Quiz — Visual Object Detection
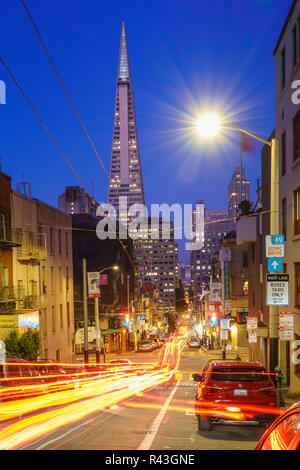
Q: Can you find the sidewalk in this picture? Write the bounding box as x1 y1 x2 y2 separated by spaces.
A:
199 347 249 361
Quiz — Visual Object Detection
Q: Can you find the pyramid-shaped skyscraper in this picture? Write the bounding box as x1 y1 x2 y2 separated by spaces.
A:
108 22 145 213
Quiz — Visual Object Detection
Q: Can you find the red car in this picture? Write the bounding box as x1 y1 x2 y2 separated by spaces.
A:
255 402 300 450
193 360 278 432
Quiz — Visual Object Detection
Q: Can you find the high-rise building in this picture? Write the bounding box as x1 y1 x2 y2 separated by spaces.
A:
58 186 96 216
190 201 236 307
108 22 145 215
107 24 176 315
228 167 250 217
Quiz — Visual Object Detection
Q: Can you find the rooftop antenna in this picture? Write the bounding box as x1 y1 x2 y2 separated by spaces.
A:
16 175 32 198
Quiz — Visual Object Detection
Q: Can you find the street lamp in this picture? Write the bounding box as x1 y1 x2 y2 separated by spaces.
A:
197 113 279 371
95 265 119 363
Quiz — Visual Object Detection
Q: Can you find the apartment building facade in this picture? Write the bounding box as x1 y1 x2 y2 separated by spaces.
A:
11 191 74 362
273 0 300 395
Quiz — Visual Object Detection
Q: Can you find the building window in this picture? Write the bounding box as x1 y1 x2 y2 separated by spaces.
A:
58 230 62 254
0 214 6 240
58 267 62 292
49 227 54 254
295 263 300 308
43 308 47 337
282 197 287 239
292 26 297 66
281 131 286 176
51 266 54 293
65 232 69 256
293 111 300 162
66 267 69 291
60 304 63 329
52 306 56 333
294 188 300 235
281 47 286 90
67 302 70 327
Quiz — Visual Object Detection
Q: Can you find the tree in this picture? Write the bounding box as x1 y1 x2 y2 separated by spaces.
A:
238 200 252 216
3 329 41 361
18 329 41 361
4 330 20 356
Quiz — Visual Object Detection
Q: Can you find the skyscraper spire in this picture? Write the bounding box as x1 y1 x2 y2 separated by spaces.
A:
108 22 145 213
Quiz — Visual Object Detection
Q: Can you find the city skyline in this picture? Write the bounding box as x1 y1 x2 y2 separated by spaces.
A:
0 1 291 222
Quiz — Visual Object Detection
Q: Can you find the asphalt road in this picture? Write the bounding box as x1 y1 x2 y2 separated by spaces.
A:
19 346 268 451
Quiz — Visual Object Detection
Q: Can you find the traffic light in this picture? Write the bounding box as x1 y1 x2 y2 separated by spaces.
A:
124 313 130 326
211 312 217 326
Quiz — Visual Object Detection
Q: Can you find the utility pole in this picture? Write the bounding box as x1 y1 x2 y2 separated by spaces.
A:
221 261 226 360
83 258 89 364
94 297 100 364
269 138 280 373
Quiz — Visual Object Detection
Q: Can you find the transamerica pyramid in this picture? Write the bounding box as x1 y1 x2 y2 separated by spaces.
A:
108 22 145 215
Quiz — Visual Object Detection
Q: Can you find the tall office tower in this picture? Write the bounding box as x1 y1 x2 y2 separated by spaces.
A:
58 186 96 216
190 201 236 307
228 167 250 217
134 217 176 309
108 22 145 218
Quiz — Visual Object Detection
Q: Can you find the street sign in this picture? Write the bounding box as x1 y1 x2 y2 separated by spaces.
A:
268 257 283 273
266 235 285 258
279 312 294 341
248 330 257 344
94 329 101 340
220 329 228 340
266 274 289 306
220 318 230 330
247 317 258 330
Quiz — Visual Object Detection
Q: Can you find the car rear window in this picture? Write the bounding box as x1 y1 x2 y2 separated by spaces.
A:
211 367 270 382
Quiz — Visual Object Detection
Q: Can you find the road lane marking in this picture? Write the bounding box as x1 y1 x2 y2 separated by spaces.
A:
137 381 180 450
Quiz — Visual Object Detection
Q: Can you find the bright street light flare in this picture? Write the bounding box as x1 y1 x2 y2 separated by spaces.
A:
196 112 221 138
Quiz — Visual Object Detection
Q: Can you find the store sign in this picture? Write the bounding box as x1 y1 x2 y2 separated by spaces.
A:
219 247 231 262
279 312 294 341
224 261 230 300
266 274 289 306
0 315 18 329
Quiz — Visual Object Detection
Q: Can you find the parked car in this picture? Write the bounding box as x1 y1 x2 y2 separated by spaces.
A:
255 402 300 450
188 338 200 348
34 359 67 384
0 356 45 402
193 360 278 432
137 341 155 352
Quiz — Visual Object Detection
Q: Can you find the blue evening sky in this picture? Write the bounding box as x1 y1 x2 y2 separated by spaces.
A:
0 0 292 261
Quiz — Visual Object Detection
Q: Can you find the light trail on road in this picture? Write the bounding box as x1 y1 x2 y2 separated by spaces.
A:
0 339 184 450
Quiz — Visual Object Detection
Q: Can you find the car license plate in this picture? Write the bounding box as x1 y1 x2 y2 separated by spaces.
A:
234 389 248 396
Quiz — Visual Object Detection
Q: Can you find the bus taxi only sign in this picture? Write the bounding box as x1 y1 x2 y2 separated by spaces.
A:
266 274 289 306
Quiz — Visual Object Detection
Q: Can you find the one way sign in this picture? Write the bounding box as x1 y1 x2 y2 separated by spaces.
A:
268 257 283 273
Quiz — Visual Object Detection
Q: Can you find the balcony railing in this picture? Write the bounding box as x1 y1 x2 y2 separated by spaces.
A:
0 287 46 311
0 286 25 302
0 229 22 248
